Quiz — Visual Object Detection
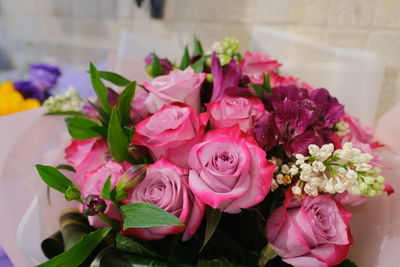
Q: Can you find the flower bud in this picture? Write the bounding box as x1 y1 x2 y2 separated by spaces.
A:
84 194 107 216
117 165 147 191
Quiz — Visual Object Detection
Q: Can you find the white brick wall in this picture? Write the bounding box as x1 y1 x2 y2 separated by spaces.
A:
0 0 399 118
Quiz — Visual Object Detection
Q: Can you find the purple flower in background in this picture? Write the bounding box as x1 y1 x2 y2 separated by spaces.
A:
13 81 42 100
255 85 344 155
144 53 173 75
0 246 13 267
29 64 61 90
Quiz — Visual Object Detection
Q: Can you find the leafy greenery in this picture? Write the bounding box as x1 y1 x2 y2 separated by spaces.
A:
192 56 206 73
334 259 358 267
201 207 222 251
120 202 184 229
98 71 131 87
151 53 164 77
117 81 136 126
36 165 73 194
193 36 204 57
89 63 111 113
37 227 111 267
65 116 101 140
180 45 190 70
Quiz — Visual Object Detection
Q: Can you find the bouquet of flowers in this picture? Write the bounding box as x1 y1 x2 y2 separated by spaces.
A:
35 37 393 267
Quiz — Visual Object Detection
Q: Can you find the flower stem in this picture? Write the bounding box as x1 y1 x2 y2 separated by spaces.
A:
97 213 120 230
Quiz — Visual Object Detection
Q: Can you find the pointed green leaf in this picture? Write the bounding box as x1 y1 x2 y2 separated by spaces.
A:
37 227 112 267
192 56 206 73
201 207 222 251
99 71 131 87
65 116 101 140
90 63 110 113
180 45 190 70
262 73 272 94
101 176 113 200
36 165 72 194
56 164 76 172
121 202 184 229
45 111 83 116
248 83 265 99
107 107 133 163
65 184 81 201
151 53 163 77
118 81 136 126
193 36 204 57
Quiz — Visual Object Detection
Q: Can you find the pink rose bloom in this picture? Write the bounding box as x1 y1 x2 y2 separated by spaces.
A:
335 191 367 207
80 161 128 227
241 51 281 84
206 95 266 134
143 66 206 113
188 126 275 213
123 158 205 241
133 103 208 169
269 72 298 87
131 90 150 124
65 138 108 187
266 192 352 267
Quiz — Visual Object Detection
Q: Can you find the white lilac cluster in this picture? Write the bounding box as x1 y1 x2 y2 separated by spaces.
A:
44 86 83 112
210 37 240 65
335 120 350 136
274 143 385 198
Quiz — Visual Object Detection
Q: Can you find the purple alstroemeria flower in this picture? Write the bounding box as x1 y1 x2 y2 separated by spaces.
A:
14 80 42 100
256 85 344 155
144 53 173 75
210 52 242 102
0 246 13 267
29 63 61 91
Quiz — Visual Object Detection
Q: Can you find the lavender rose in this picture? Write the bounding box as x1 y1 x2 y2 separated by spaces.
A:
123 158 205 241
266 192 352 267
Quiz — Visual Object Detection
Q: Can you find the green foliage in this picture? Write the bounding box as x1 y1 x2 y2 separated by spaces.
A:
98 71 131 87
65 116 101 140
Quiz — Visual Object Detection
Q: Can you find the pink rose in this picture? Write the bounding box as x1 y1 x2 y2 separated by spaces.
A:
65 138 108 187
143 67 206 113
269 72 298 87
131 90 150 124
266 192 352 267
133 103 208 169
80 161 129 227
188 126 275 213
206 95 266 134
335 191 367 207
123 158 205 241
241 51 281 84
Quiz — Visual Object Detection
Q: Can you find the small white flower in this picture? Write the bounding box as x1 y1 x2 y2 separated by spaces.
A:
289 165 299 176
300 163 312 174
299 173 310 182
276 174 284 184
346 170 357 181
308 144 320 156
281 164 290 174
312 161 326 172
295 154 308 165
292 185 302 196
271 179 279 191
356 163 372 172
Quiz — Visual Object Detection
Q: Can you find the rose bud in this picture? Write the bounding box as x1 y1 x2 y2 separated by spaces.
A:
84 194 107 216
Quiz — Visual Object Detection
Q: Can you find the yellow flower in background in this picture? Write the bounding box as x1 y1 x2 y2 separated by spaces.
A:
0 81 41 116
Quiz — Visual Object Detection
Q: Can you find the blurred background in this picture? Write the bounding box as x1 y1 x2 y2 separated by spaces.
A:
0 0 399 118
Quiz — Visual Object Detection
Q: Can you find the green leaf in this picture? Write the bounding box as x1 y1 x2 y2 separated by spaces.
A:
121 202 184 229
262 73 272 94
201 207 222 251
45 111 83 116
89 100 110 125
65 116 101 140
56 164 76 172
99 71 131 87
116 234 162 259
197 259 245 267
37 227 112 267
180 45 190 70
107 107 133 163
65 184 81 201
258 244 277 267
118 81 136 126
248 83 265 99
90 63 111 113
193 36 204 57
36 165 73 194
101 176 113 200
192 56 206 73
151 54 163 77
334 259 358 267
